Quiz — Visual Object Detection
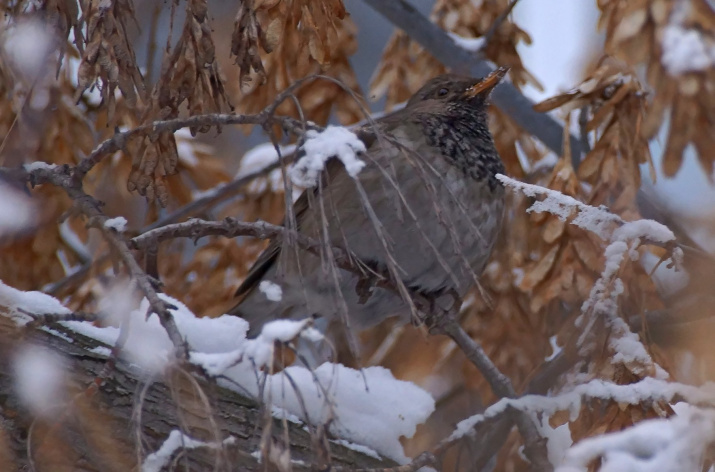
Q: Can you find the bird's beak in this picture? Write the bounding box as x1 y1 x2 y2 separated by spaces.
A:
464 67 509 98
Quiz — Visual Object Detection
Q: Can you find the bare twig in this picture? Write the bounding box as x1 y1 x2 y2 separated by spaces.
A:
22 164 189 359
43 157 290 295
132 217 298 250
144 2 162 88
73 113 311 180
438 319 551 470
131 217 435 320
20 309 99 328
579 106 591 154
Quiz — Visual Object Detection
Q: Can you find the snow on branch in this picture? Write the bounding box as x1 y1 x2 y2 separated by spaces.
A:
0 280 72 323
496 173 681 251
387 375 715 471
557 407 715 472
497 174 625 240
142 430 237 472
289 126 366 187
451 376 715 442
0 282 434 464
446 377 715 469
497 173 679 374
189 315 434 464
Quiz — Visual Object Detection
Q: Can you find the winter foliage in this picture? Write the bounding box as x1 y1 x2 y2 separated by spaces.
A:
0 0 714 470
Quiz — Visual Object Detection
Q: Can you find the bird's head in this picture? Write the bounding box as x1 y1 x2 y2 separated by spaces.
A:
406 67 509 112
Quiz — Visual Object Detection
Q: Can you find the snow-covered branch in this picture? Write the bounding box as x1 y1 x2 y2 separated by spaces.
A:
498 173 681 375
1 281 432 465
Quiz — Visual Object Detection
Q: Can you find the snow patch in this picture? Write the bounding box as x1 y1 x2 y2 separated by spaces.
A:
104 216 127 232
661 2 715 76
2 18 55 78
258 280 282 302
237 142 295 177
545 335 562 362
448 32 486 52
142 430 236 472
236 142 296 195
0 182 36 236
0 280 71 324
174 128 213 167
0 281 434 463
332 439 381 460
290 126 366 187
557 408 715 471
23 161 56 172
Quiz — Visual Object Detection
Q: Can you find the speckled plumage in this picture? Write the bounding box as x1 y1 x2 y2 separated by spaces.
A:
229 70 508 337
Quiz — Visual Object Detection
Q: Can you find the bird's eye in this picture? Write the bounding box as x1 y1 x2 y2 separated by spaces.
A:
437 88 449 97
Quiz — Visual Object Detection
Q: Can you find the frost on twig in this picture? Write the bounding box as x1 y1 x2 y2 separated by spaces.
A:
497 173 680 376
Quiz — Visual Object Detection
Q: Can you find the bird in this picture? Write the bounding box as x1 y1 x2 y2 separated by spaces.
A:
228 68 508 344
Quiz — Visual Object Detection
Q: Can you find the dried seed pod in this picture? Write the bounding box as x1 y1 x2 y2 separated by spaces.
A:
232 0 363 126
599 0 715 177
74 0 146 121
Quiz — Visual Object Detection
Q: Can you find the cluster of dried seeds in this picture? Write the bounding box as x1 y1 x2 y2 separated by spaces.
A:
75 0 147 120
233 0 364 125
127 0 232 207
599 0 715 176
535 57 654 196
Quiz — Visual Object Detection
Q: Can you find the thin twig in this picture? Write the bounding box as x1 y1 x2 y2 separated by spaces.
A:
438 319 551 470
73 113 307 180
22 164 189 359
579 105 591 154
20 309 99 328
43 157 290 295
130 217 434 319
144 2 162 88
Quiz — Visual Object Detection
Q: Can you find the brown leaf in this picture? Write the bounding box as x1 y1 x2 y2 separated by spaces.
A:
520 244 559 291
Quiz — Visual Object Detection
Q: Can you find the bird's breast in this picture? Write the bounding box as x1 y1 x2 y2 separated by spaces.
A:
344 143 505 296
414 115 505 191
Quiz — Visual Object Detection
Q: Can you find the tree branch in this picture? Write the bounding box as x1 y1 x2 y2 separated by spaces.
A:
482 0 521 47
438 320 550 471
0 319 391 470
23 165 189 359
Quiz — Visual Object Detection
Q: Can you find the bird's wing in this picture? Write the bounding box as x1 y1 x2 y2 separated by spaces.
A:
233 155 356 299
233 116 402 301
233 242 280 298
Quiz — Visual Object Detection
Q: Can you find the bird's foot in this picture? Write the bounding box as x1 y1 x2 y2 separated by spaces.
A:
423 288 463 335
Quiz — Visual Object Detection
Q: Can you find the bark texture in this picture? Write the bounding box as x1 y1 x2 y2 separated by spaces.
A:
0 317 392 471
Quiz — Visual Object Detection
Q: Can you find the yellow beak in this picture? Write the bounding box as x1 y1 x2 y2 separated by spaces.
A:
464 67 510 98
